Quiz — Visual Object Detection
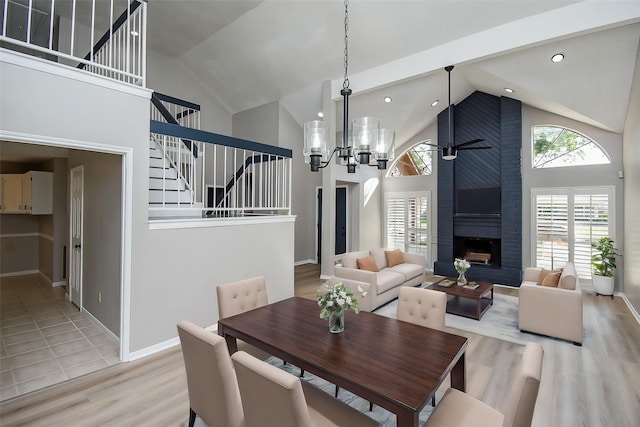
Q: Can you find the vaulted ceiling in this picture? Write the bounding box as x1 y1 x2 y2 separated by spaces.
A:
143 1 640 149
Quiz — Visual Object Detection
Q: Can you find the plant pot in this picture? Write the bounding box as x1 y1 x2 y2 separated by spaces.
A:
593 275 614 297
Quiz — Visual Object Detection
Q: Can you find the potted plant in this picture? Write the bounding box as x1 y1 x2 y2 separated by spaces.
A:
591 236 621 298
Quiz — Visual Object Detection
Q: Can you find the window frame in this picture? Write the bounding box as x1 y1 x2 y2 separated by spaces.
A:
531 124 611 169
384 191 431 266
386 141 434 177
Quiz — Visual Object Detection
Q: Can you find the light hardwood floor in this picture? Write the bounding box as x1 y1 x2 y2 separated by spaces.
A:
1 264 639 426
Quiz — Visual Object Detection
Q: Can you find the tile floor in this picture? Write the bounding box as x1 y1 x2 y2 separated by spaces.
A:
0 274 120 401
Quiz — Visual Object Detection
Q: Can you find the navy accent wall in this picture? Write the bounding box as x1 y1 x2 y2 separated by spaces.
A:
434 91 522 286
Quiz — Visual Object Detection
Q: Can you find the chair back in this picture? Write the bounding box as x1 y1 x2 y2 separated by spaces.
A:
217 276 268 319
502 342 544 427
231 351 313 427
177 321 244 427
397 286 446 329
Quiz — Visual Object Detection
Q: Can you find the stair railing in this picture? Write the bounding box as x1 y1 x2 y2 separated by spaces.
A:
1 0 146 86
150 121 292 218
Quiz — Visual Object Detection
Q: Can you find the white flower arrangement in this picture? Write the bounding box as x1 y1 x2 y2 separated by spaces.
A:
454 258 471 273
317 282 367 319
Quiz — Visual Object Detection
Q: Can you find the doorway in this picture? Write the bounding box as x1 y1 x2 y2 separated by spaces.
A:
316 186 348 263
69 165 84 309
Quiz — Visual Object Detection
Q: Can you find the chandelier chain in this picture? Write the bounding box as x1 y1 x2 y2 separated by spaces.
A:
343 0 349 89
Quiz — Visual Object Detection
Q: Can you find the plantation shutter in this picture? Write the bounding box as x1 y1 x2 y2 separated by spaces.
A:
535 194 569 270
573 193 609 279
385 192 430 263
533 187 613 280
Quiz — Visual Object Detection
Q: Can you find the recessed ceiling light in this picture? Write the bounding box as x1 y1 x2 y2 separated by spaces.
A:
504 88 514 93
551 53 565 63
431 100 439 107
384 96 392 103
317 112 324 118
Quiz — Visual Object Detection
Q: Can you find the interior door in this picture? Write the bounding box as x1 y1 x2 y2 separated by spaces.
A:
69 166 84 309
335 187 347 255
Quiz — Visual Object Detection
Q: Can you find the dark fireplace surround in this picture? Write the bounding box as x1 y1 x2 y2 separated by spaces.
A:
433 91 522 286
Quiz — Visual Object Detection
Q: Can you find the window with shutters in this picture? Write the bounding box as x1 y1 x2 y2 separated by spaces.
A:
532 187 613 279
387 142 433 176
385 192 430 265
532 125 610 168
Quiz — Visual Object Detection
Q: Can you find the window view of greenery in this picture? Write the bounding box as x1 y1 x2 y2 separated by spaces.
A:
389 142 433 176
532 126 610 168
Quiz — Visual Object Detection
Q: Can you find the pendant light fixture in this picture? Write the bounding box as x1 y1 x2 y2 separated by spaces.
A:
303 0 395 173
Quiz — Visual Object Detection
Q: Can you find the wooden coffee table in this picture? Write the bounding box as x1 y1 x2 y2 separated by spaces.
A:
427 278 494 320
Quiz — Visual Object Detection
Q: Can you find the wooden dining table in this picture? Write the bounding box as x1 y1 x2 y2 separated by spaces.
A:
217 297 468 427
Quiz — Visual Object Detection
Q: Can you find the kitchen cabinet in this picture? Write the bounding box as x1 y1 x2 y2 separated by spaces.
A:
1 174 24 213
0 171 52 214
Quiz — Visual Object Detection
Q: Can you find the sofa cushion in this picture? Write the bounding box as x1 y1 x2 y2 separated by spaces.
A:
370 248 388 270
541 271 561 287
376 270 406 294
356 256 379 272
385 249 404 267
341 251 370 269
388 263 423 282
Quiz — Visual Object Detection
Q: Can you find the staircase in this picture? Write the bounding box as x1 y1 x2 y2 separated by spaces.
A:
148 133 202 218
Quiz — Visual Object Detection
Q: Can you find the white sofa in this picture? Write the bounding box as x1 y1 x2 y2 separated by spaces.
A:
518 262 583 345
332 248 426 311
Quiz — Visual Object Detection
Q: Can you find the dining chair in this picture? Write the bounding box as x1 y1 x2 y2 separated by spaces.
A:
424 342 544 427
177 320 245 427
397 286 447 407
217 276 304 376
231 350 381 427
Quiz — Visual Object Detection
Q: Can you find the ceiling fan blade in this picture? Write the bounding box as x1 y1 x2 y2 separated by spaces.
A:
458 145 492 150
454 138 485 149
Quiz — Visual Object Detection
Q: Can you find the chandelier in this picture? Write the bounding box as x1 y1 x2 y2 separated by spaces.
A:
303 0 395 173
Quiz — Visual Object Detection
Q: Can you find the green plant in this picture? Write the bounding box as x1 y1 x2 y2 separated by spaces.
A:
591 237 621 277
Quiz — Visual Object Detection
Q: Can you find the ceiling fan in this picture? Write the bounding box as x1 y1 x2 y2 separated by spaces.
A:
427 65 491 160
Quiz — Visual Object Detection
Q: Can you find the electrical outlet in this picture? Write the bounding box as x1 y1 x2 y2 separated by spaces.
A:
98 292 102 303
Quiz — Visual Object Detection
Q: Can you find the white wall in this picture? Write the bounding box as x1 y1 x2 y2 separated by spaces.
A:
521 105 625 289
623 45 640 312
147 49 232 136
1 52 294 354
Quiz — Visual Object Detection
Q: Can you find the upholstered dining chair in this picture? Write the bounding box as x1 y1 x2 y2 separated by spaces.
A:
424 342 544 427
177 320 244 427
231 351 381 427
217 276 304 376
397 286 447 407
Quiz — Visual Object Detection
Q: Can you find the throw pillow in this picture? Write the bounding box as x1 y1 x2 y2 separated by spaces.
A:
385 249 404 267
356 256 379 272
537 268 562 285
541 271 562 287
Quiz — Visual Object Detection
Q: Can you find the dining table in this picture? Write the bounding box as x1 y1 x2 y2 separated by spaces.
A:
217 297 468 427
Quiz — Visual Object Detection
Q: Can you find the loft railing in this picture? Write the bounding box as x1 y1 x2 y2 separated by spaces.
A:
1 0 146 86
150 121 292 218
151 92 200 157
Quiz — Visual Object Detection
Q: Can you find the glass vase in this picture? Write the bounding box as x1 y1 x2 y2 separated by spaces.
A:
328 308 345 333
457 271 467 286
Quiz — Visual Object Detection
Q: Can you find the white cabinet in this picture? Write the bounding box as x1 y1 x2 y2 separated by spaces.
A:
23 171 53 214
0 171 52 214
1 174 24 213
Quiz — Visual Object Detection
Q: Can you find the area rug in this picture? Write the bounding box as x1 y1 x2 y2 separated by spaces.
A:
374 290 549 346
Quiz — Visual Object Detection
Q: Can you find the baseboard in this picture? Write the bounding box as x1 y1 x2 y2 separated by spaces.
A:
38 271 53 286
619 292 640 326
320 274 332 280
83 309 120 346
0 269 39 278
294 259 316 266
128 323 218 361
52 280 66 287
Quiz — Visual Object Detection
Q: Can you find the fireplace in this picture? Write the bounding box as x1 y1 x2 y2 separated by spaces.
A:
454 237 501 267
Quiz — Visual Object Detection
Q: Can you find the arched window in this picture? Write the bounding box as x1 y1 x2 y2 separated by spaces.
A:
532 125 610 168
388 141 433 177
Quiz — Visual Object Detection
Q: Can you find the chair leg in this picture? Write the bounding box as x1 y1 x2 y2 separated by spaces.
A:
300 368 305 378
335 385 339 397
432 395 436 407
188 408 196 427
369 401 373 412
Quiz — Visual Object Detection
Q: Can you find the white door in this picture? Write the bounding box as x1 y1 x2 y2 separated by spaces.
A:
69 166 84 309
